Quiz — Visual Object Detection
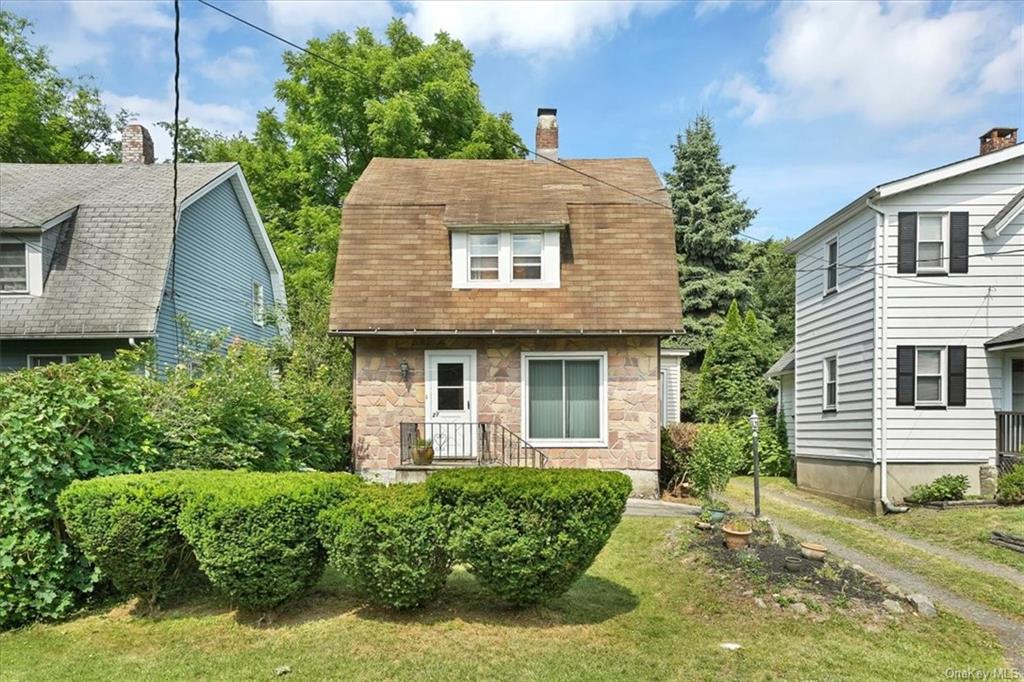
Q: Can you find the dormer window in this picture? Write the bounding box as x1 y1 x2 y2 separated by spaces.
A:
0 242 28 293
469 234 500 281
452 230 560 289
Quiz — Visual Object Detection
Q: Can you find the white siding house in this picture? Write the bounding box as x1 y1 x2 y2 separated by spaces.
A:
781 128 1024 512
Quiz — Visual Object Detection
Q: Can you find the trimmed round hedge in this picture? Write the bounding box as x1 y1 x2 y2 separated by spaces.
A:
57 470 230 605
177 472 362 611
426 468 632 606
319 484 451 610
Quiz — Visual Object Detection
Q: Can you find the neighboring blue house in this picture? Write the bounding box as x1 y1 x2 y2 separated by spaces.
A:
0 124 287 371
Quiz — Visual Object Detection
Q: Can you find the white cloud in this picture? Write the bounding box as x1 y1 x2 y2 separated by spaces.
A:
264 0 394 39
693 0 764 19
979 24 1024 95
711 1 1023 127
103 83 253 161
69 0 174 34
199 47 262 85
405 1 673 56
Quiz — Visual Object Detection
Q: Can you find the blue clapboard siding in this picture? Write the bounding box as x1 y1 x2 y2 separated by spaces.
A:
0 338 133 371
154 180 277 369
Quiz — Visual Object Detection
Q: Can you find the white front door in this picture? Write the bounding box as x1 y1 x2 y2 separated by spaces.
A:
425 350 476 459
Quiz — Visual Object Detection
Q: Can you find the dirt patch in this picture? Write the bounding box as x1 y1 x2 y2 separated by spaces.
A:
692 521 888 608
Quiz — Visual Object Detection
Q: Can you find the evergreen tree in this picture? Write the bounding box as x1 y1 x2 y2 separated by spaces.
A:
742 238 795 350
695 300 771 422
664 114 757 418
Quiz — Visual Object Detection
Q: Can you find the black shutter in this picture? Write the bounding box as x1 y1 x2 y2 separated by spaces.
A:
897 212 917 273
948 346 967 406
896 346 915 406
949 212 969 273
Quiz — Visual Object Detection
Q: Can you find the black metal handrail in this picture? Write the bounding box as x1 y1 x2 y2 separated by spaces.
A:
399 421 546 468
996 411 1024 474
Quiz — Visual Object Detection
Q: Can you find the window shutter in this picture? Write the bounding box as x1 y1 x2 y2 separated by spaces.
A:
949 212 969 273
896 346 915 406
948 345 967 406
897 213 917 273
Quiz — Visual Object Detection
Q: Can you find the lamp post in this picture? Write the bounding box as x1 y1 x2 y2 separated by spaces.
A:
750 410 761 518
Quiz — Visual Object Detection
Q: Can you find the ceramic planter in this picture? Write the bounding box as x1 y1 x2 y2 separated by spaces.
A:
411 444 434 466
707 508 727 524
722 525 752 550
785 556 803 572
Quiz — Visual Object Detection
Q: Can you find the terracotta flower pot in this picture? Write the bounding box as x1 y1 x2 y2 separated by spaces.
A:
722 525 753 550
799 542 827 561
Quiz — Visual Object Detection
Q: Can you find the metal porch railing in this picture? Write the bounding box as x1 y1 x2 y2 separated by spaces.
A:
399 422 546 469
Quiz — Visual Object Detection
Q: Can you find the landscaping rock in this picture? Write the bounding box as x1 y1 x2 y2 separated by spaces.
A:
908 594 936 618
790 602 808 615
275 666 291 676
742 589 753 597
885 583 904 599
754 597 767 609
882 599 904 615
719 643 742 651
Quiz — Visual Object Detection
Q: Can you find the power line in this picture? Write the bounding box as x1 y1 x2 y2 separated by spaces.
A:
170 0 182 352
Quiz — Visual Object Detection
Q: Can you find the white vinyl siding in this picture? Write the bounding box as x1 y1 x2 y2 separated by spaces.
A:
876 157 1024 463
794 208 876 461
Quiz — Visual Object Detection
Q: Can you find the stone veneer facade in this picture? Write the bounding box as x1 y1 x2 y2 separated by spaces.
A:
352 335 661 495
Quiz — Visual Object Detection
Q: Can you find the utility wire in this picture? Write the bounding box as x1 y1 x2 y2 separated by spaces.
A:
197 0 1022 293
170 0 182 351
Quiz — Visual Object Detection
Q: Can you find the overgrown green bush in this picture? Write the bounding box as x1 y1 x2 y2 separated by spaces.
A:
0 356 159 628
57 471 229 606
178 472 361 611
688 423 743 503
996 463 1024 505
660 422 699 492
319 485 450 609
906 474 969 504
731 418 791 478
427 469 631 606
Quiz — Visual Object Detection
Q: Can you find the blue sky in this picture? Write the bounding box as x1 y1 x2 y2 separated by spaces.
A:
8 0 1024 239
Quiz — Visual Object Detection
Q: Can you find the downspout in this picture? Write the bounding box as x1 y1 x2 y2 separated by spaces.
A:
867 197 908 514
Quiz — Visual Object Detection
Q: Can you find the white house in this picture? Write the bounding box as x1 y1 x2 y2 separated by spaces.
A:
775 128 1024 513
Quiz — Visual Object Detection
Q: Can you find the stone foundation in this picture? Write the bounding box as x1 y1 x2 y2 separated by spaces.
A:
352 335 661 496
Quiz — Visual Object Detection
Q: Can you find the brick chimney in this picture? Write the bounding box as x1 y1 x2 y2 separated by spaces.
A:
979 127 1017 155
121 123 155 164
535 107 558 162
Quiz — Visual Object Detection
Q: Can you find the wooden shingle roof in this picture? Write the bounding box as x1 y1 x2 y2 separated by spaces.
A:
330 157 683 335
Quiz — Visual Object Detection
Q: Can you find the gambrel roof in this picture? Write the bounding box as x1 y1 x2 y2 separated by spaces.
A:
330 157 682 335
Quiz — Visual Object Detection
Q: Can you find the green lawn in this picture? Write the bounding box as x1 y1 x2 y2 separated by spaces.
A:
0 518 1007 681
726 479 1024 621
741 477 1024 572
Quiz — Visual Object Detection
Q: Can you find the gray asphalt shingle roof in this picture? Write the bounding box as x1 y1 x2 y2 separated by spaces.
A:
766 346 795 376
1 162 237 338
986 323 1024 349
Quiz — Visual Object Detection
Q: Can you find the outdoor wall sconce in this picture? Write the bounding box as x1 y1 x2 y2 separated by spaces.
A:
399 360 410 381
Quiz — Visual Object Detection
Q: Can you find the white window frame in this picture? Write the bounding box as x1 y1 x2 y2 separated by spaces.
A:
521 350 608 448
915 346 945 407
822 355 838 411
251 280 265 326
916 213 948 274
27 353 98 368
823 237 838 295
0 241 30 294
452 230 560 289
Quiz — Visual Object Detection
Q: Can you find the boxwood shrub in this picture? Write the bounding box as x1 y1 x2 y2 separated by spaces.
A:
426 468 632 606
319 484 451 609
57 471 228 605
178 472 362 611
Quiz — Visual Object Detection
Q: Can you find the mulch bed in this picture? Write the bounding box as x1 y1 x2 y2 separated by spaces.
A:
693 522 886 605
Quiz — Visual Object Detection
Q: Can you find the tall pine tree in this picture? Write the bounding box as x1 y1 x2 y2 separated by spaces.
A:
664 114 757 418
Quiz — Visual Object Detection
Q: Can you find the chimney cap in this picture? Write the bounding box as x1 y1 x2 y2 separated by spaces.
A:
537 107 557 117
979 127 1018 140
